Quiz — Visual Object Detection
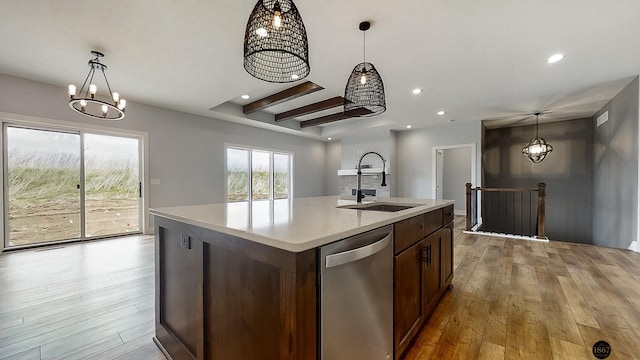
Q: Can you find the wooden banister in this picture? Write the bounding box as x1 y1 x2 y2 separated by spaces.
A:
465 182 547 238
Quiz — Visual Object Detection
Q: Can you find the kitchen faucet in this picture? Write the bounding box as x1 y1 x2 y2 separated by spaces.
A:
356 151 387 203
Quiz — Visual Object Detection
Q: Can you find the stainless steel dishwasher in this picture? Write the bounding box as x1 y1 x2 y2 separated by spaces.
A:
320 225 393 360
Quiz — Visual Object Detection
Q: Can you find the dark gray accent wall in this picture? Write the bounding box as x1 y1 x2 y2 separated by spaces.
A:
484 118 594 244
592 77 639 249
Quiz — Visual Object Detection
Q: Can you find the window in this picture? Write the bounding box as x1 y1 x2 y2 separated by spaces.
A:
226 146 292 202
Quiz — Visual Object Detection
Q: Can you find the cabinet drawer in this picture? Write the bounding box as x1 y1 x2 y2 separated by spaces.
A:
394 215 424 254
424 209 443 237
443 205 454 226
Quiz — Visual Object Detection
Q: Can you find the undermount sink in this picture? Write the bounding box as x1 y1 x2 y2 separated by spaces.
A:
337 203 421 212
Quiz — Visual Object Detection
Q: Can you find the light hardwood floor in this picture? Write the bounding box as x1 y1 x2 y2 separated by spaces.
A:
0 236 165 360
1 218 639 359
404 216 640 360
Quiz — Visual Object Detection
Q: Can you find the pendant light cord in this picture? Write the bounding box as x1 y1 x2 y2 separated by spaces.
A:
535 114 540 138
362 30 366 64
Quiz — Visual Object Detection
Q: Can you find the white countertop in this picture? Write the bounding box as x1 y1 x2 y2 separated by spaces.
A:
150 196 454 252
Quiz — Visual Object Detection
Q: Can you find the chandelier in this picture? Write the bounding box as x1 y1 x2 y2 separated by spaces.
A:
67 51 126 120
344 21 386 117
243 0 310 83
522 112 553 163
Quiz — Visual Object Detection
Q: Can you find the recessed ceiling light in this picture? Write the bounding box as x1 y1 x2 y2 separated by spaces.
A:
406 125 412 129
437 110 446 116
327 137 332 140
547 53 565 64
412 88 422 95
241 94 250 100
291 74 300 80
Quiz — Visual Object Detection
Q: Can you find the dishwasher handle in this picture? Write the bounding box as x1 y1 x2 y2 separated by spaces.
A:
325 233 392 268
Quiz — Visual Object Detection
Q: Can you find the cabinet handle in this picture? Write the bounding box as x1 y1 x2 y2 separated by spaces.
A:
422 247 428 263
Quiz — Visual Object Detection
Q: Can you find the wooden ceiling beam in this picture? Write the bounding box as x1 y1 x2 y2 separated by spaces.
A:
275 96 344 122
299 108 373 128
242 81 323 114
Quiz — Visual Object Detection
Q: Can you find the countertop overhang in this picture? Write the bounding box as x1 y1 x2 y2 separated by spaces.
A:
150 195 454 252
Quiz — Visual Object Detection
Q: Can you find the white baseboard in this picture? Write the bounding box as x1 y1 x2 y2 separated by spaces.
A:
454 210 465 216
629 241 640 253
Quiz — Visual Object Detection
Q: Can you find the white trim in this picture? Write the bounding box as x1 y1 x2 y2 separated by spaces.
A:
431 143 478 219
462 230 550 243
637 87 640 253
431 143 477 198
454 209 466 216
0 112 151 240
224 142 294 202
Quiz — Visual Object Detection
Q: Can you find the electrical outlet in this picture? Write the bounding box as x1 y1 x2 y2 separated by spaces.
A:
180 234 191 249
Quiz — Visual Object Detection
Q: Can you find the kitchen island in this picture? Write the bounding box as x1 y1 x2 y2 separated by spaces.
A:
150 196 454 360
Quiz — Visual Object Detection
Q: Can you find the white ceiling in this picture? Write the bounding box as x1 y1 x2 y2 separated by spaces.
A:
1 0 639 140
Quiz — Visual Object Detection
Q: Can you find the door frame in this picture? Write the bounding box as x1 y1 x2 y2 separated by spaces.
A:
0 112 150 253
431 143 477 215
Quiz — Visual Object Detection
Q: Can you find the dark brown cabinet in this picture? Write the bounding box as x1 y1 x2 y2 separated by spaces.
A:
393 206 454 360
423 230 441 315
154 204 454 360
394 238 427 357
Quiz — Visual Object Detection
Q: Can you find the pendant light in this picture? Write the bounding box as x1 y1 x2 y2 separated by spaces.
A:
344 21 386 117
67 51 126 120
243 0 310 83
522 112 553 163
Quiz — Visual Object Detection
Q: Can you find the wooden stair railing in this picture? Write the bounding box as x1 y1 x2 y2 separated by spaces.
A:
465 183 546 238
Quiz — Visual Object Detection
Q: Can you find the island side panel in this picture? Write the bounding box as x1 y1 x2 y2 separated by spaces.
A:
154 217 316 360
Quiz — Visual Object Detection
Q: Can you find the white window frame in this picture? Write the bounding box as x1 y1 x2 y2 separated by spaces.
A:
0 112 150 254
224 144 294 202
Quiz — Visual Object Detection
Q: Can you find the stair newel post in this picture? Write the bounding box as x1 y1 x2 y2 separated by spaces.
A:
537 182 546 238
465 183 472 231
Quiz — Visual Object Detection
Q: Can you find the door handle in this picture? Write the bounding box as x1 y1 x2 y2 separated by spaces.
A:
325 233 391 268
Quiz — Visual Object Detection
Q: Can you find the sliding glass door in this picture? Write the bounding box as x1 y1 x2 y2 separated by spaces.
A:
5 127 81 246
84 133 140 237
3 125 142 248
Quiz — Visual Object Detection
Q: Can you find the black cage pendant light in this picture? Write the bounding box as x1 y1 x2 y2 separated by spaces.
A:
344 21 386 117
522 112 553 163
243 0 310 83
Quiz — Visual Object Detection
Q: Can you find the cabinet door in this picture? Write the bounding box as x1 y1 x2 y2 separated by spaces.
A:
423 231 441 314
393 238 426 359
442 224 454 288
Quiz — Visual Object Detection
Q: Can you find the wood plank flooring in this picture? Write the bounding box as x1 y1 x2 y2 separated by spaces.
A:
0 236 165 360
404 216 640 360
1 217 639 359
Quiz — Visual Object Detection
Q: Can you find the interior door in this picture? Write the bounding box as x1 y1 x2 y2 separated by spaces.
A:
4 126 81 247
436 150 443 199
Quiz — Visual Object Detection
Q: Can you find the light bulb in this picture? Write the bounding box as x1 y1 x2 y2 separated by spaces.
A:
68 84 76 97
274 12 281 28
118 99 127 110
529 144 542 154
256 28 268 37
101 104 108 115
80 99 87 110
112 92 120 102
89 84 97 95
360 73 367 85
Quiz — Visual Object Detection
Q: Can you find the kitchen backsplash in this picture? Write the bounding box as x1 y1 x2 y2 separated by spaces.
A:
339 174 391 198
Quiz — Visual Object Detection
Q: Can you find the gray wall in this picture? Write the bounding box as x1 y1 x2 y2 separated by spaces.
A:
484 118 594 244
442 147 471 214
0 73 328 236
325 140 341 195
593 77 639 249
396 120 482 199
